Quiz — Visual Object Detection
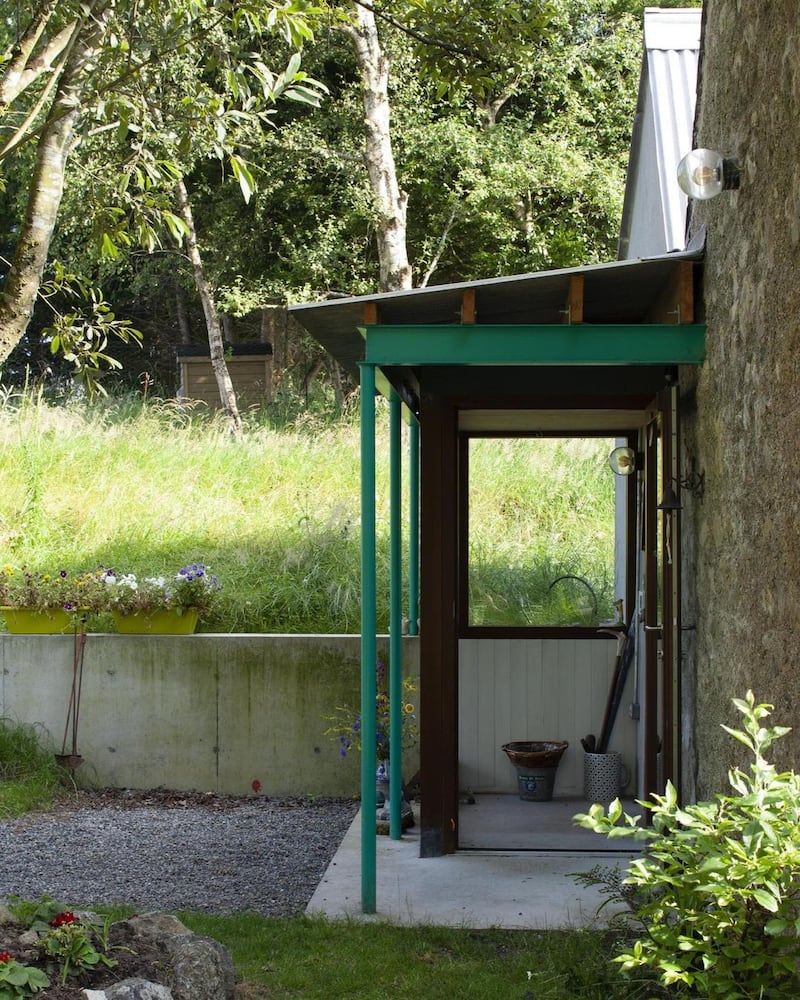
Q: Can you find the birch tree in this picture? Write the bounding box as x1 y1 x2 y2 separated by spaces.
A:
0 0 113 355
333 0 561 292
175 179 244 436
339 3 412 291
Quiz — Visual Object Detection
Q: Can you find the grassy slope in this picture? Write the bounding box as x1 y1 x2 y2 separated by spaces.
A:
0 394 384 632
0 393 616 632
0 397 614 633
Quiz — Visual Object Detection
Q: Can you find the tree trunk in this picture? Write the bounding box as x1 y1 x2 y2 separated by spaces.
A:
0 8 107 361
260 305 286 403
174 178 243 438
325 355 345 411
303 357 324 402
0 0 63 109
346 3 412 291
174 282 192 344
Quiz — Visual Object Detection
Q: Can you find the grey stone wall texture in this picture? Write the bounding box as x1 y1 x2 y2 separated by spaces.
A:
680 1 800 797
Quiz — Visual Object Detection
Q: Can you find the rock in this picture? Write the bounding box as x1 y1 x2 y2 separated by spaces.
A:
113 913 194 942
0 904 16 926
161 934 236 1000
84 980 174 998
106 913 234 1000
19 928 39 947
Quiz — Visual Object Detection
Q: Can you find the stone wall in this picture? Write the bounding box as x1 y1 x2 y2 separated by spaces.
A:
679 1 800 796
0 634 419 796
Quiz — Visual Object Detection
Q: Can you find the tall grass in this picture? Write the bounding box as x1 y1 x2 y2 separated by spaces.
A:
0 390 617 632
0 390 386 632
468 437 616 626
0 718 68 816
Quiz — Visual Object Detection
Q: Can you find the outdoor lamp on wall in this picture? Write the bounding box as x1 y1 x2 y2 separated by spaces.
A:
657 466 706 510
677 148 740 200
608 446 637 476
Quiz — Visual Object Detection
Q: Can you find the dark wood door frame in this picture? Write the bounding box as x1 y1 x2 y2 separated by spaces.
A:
659 384 682 792
417 383 683 855
418 395 459 856
642 418 660 798
642 389 682 799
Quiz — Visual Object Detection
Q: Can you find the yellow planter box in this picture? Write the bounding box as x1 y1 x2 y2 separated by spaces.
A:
1 607 79 634
112 608 199 634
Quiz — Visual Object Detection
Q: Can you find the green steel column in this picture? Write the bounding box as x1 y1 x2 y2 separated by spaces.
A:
408 419 420 636
359 362 377 913
389 391 403 839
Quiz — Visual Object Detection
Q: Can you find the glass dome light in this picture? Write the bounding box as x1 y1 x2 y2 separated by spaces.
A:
677 148 740 200
608 446 636 476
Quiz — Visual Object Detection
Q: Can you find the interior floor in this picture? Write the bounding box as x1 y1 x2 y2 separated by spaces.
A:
458 793 643 851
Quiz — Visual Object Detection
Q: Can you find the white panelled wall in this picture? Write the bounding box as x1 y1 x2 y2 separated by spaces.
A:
458 638 638 797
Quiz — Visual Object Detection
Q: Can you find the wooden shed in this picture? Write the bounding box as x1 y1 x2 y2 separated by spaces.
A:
176 343 273 408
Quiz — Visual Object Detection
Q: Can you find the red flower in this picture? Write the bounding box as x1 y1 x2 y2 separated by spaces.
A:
50 911 78 927
0 952 11 962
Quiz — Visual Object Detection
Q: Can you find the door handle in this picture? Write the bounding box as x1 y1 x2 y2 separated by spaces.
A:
643 625 662 637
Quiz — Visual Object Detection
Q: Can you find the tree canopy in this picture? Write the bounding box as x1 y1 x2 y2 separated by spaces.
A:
0 0 323 386
0 0 689 397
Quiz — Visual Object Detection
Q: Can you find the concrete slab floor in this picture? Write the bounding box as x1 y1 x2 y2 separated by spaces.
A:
459 793 642 851
306 808 638 929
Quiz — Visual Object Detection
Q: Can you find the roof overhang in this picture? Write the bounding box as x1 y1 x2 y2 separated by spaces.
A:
289 244 705 380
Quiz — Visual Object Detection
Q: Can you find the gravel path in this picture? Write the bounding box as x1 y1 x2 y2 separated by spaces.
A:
0 790 359 916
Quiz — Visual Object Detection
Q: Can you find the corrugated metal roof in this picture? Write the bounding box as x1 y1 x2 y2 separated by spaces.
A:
618 8 701 259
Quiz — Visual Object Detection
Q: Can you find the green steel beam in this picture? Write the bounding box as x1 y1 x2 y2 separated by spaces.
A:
408 420 420 637
359 362 377 913
359 324 706 366
389 391 403 840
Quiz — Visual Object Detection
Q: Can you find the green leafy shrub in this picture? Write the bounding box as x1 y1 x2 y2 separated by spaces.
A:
38 910 116 985
575 691 800 998
0 952 49 998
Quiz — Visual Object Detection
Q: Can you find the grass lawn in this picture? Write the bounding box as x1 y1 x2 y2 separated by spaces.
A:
179 913 657 999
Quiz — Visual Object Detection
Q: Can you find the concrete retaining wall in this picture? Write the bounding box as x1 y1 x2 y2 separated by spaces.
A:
0 634 419 796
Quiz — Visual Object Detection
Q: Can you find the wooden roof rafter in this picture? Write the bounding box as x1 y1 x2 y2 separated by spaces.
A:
291 246 706 377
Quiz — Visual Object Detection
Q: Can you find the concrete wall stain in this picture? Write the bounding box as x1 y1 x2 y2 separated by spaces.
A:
0 634 419 797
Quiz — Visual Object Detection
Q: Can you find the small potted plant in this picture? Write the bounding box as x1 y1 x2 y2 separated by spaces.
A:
325 661 418 762
0 566 106 634
325 661 418 826
101 563 221 633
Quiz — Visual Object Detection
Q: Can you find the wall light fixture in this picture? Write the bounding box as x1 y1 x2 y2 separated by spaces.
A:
657 466 705 510
677 148 740 200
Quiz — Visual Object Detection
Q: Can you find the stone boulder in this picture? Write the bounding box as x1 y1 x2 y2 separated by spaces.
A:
84 981 173 999
86 912 235 1000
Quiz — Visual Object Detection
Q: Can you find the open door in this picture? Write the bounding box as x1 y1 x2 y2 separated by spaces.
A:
641 386 682 798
